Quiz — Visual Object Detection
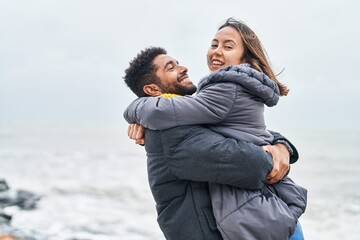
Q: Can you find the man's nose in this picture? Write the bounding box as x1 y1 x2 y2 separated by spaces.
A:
179 65 188 73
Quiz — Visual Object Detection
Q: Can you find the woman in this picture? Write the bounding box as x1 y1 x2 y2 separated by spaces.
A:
125 18 306 240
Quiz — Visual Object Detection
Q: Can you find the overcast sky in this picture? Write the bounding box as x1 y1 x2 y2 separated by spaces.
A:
1 0 359 131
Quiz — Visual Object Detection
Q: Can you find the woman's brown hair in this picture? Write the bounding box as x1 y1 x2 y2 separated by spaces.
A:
219 18 289 96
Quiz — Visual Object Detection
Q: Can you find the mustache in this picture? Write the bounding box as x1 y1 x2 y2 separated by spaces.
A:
177 73 188 82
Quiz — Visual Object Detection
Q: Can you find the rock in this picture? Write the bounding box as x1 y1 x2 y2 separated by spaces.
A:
0 180 41 210
0 210 12 224
0 179 42 240
0 180 9 192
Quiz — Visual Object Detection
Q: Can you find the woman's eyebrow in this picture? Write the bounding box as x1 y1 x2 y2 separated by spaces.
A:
223 39 236 44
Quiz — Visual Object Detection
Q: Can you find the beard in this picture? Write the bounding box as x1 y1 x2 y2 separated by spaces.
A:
160 81 197 96
172 84 197 96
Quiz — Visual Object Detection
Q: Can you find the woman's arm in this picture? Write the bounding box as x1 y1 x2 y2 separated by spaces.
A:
123 82 237 130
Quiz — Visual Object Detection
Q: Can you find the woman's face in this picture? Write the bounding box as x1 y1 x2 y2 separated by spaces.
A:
207 26 245 72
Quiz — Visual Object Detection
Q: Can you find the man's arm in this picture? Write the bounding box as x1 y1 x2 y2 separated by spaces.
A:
263 130 299 184
129 124 299 185
158 125 273 190
270 130 299 164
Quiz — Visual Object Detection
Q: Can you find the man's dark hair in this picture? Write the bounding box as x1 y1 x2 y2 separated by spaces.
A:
123 47 167 97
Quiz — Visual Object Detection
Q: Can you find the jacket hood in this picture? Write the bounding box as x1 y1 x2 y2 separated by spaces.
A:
198 64 280 107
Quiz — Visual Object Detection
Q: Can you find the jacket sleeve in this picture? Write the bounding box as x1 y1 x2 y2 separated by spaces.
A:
161 126 273 190
269 130 299 164
123 83 237 130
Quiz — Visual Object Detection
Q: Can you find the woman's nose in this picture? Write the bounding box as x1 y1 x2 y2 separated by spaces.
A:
213 46 223 56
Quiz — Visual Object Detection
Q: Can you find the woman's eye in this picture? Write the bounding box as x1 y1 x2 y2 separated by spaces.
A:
224 45 232 49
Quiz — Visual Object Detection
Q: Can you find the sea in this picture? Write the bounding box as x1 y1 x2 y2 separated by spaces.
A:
0 125 359 240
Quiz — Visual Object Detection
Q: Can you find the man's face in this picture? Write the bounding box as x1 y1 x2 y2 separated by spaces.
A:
152 54 197 96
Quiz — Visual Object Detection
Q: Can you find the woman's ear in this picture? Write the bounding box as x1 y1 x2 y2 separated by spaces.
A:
143 84 162 96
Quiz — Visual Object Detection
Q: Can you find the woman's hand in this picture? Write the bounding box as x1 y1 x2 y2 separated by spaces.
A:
262 144 290 184
128 123 145 145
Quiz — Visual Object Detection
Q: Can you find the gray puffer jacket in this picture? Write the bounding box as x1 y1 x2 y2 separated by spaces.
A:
124 64 307 240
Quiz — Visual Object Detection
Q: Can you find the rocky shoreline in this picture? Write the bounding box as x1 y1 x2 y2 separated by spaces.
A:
0 179 41 240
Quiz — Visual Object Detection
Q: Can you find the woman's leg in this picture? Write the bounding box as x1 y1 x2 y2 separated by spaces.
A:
289 222 304 240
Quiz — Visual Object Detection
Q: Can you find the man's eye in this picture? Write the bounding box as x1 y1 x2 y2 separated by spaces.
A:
211 44 218 48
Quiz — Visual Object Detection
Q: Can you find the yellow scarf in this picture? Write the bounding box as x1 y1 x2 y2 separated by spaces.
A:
160 93 180 99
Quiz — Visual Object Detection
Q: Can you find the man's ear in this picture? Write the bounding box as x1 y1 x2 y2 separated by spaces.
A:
143 84 162 96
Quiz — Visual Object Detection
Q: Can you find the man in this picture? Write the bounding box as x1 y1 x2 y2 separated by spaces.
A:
123 47 298 240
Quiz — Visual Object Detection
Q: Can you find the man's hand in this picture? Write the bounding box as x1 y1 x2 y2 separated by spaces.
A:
128 123 145 145
262 143 290 184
